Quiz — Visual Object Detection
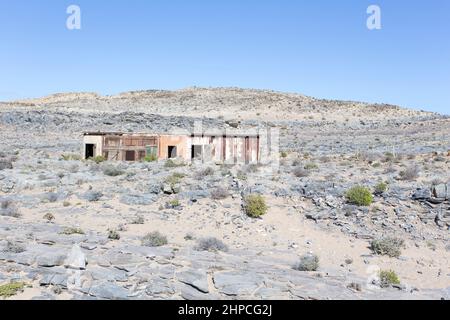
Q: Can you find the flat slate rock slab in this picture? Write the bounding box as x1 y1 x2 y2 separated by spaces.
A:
213 271 264 296
89 281 130 300
176 268 209 293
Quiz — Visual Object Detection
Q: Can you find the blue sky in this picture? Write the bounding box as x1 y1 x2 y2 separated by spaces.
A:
0 0 449 114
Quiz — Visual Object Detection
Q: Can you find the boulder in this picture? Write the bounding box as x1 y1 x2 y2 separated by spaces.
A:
82 191 103 202
89 282 129 300
64 244 87 270
120 193 156 206
213 271 263 296
176 269 209 293
412 188 432 201
37 252 66 267
432 184 449 200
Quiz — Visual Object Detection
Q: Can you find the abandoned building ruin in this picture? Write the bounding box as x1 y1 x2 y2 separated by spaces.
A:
83 129 274 165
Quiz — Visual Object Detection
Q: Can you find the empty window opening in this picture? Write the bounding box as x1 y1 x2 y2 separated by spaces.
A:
168 146 177 159
85 144 95 159
125 150 136 161
191 145 202 159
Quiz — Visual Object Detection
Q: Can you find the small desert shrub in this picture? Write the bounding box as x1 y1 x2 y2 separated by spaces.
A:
319 156 331 163
211 187 229 200
244 195 268 218
143 154 158 162
61 154 82 161
184 232 195 241
236 171 247 181
0 199 20 218
196 167 215 178
280 152 288 158
292 158 302 167
398 165 420 181
43 213 55 222
372 162 381 168
0 282 26 298
107 229 120 240
92 155 106 164
165 172 186 185
245 164 260 174
166 199 181 209
292 166 310 178
195 237 228 252
347 282 362 292
60 227 85 235
164 159 185 168
374 182 388 195
3 241 26 253
130 215 145 225
294 254 319 271
384 165 397 174
141 231 168 247
345 186 373 206
103 165 124 177
0 159 13 170
304 163 318 170
379 270 400 288
370 237 404 258
383 152 395 163
63 201 71 207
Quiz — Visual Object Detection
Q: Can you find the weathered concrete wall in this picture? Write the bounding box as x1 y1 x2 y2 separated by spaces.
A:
159 135 189 160
83 136 103 159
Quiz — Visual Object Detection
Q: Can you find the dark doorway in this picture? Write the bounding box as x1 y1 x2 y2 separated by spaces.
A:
191 145 202 159
125 151 135 161
85 144 95 159
168 146 177 159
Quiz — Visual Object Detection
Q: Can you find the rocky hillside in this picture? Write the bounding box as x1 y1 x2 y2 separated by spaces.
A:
4 87 439 122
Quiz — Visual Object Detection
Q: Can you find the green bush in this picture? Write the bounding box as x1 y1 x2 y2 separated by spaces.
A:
164 159 185 168
280 151 288 158
383 152 395 163
345 186 373 206
103 165 124 177
59 227 85 235
166 199 181 209
379 270 400 288
61 154 82 161
141 231 168 247
294 254 319 271
107 229 121 240
244 195 268 218
304 163 319 170
143 154 158 162
374 182 388 195
0 282 26 298
236 171 247 181
92 155 106 164
165 172 186 186
370 237 404 258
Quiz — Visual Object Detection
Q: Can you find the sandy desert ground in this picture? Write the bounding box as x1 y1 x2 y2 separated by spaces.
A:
0 87 449 300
